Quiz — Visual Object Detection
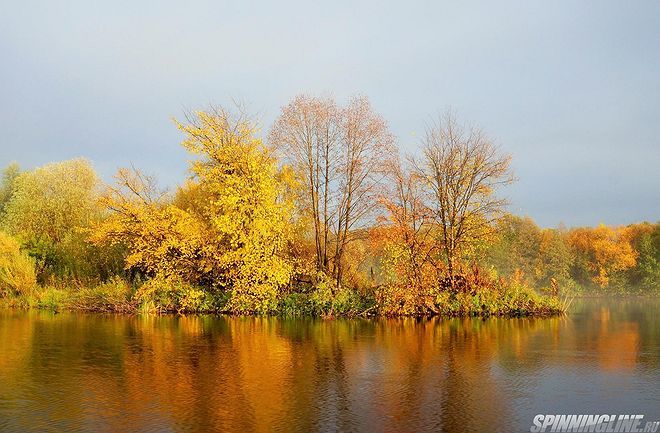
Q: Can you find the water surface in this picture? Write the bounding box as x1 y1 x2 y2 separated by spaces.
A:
1 298 658 432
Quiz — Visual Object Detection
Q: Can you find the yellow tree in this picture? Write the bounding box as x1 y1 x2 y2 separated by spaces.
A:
0 231 36 296
94 108 293 313
4 159 99 244
176 108 292 313
91 168 213 284
3 158 103 279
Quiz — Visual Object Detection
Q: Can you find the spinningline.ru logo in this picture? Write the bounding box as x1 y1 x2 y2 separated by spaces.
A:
530 414 660 433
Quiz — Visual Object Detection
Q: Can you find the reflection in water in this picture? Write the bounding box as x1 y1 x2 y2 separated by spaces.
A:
0 299 658 432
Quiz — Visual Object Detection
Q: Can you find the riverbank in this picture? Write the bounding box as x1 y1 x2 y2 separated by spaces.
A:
0 278 567 317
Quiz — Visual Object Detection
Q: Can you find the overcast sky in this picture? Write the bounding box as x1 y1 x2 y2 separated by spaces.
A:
1 0 658 227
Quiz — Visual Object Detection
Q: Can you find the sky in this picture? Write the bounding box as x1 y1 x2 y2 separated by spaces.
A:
1 0 658 227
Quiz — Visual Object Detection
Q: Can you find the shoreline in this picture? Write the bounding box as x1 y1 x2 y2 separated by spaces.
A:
0 305 566 319
0 285 568 318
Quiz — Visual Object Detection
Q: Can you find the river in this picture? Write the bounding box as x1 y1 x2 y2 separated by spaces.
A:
0 298 658 432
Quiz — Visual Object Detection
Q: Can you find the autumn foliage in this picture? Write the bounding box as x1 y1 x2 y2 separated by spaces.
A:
568 225 638 288
92 109 293 313
0 95 657 316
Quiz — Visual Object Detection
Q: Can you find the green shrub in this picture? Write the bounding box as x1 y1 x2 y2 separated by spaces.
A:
433 280 564 317
135 276 218 313
33 286 70 311
280 274 374 317
278 292 315 316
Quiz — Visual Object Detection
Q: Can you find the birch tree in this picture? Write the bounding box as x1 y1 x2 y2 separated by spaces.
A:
269 95 341 273
270 95 394 286
417 112 514 289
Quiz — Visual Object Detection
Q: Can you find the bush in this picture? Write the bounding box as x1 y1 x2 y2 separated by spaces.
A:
0 231 36 297
135 276 219 313
279 274 373 317
32 286 70 311
226 283 280 315
433 280 564 317
69 277 135 313
374 284 421 316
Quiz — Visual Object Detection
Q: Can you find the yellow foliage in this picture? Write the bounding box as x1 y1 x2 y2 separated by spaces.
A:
569 224 637 287
0 231 36 296
91 193 211 283
93 108 293 313
176 109 292 313
1 159 107 281
3 159 99 243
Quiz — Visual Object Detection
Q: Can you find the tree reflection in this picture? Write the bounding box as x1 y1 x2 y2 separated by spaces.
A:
0 299 657 432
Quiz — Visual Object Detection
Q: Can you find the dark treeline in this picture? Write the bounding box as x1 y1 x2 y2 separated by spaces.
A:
0 95 657 316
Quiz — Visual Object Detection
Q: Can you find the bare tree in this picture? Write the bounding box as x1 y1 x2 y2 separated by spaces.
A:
270 95 394 286
416 112 514 289
334 96 394 285
269 95 341 273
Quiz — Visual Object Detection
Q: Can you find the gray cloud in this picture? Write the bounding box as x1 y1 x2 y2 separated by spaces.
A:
1 0 658 227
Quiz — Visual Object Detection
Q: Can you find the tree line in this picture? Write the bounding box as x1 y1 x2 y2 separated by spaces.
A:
0 95 656 315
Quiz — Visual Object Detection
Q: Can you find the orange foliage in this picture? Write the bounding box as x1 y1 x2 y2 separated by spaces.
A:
568 224 637 288
371 160 441 314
